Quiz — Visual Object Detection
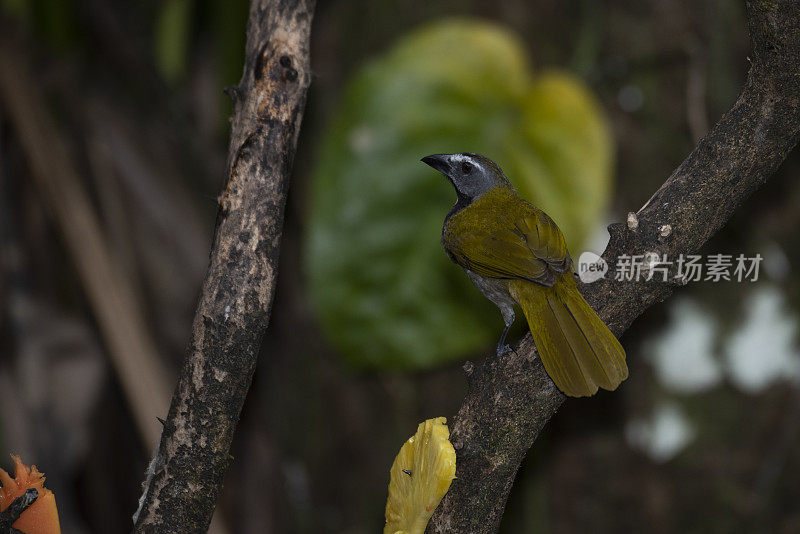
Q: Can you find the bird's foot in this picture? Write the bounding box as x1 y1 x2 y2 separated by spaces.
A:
496 343 513 356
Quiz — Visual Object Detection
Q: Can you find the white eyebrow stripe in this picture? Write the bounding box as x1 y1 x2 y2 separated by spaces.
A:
450 153 481 170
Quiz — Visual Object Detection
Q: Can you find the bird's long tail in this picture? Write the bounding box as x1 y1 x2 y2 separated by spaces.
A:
508 274 628 397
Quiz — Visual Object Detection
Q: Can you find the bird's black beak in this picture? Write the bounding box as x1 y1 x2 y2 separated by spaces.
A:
421 154 451 175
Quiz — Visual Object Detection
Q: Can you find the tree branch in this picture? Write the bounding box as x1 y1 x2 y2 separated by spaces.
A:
429 2 800 532
133 0 316 531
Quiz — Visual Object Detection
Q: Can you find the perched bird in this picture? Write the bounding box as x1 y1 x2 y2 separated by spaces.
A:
422 152 628 397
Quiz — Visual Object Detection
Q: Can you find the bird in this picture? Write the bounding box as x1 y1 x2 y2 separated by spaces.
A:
422 152 628 397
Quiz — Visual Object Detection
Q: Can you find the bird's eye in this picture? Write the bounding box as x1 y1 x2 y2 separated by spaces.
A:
461 161 474 174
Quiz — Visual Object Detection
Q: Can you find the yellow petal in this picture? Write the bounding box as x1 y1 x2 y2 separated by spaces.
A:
384 417 456 534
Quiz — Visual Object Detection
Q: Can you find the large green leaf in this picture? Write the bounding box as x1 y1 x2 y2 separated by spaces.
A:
306 19 613 369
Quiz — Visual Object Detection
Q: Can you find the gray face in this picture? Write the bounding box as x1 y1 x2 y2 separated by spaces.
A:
421 152 511 201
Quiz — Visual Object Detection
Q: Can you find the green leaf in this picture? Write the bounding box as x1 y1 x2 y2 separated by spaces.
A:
306 19 613 369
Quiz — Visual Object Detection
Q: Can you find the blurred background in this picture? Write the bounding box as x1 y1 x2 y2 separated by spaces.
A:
1 1 799 533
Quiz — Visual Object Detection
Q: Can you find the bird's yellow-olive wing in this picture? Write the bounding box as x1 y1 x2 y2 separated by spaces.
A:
444 191 571 286
514 212 572 273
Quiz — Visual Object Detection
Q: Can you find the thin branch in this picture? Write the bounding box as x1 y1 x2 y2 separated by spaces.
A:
429 1 800 532
0 489 37 534
132 0 316 531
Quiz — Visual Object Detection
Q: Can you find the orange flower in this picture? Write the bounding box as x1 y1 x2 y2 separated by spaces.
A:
0 455 61 534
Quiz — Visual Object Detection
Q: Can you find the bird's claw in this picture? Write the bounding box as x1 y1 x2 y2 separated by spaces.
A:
496 344 513 356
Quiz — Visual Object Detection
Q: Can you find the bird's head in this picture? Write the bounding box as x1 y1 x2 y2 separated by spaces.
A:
421 152 513 202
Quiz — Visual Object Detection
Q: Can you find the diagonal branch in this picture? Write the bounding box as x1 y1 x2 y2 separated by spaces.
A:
133 0 316 531
429 2 800 532
0 489 37 534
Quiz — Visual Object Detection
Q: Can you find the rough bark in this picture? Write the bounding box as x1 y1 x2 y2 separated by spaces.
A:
429 2 800 532
132 0 316 532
